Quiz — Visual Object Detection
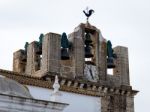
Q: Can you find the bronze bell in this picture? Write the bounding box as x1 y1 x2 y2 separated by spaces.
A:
21 55 27 62
36 46 42 55
35 42 42 55
20 50 27 62
85 33 92 44
85 45 93 58
61 48 70 60
107 57 115 68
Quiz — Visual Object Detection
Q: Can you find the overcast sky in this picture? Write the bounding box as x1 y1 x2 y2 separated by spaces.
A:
0 0 149 111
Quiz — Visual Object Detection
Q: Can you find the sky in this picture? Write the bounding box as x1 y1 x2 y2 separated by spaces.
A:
0 0 149 111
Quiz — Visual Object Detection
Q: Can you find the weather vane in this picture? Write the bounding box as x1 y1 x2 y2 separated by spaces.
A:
83 7 94 22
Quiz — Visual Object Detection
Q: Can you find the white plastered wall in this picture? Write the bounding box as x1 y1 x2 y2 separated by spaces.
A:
27 85 101 112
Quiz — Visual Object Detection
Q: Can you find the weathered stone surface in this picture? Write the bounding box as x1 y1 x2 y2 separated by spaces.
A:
42 33 61 75
11 23 137 112
61 60 74 66
113 46 130 85
73 26 85 78
25 41 41 76
126 96 134 112
13 49 26 73
99 39 107 80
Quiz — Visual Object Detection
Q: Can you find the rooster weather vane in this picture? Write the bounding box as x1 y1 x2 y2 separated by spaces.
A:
83 7 94 22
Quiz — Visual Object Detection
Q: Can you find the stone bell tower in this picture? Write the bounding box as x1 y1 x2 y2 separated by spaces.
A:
12 24 134 84
68 23 104 81
12 23 105 81
12 9 138 112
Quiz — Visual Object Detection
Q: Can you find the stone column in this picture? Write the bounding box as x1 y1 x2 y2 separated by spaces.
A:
113 46 130 85
13 49 26 73
25 41 40 75
99 33 107 80
41 33 61 75
73 26 84 78
91 30 101 80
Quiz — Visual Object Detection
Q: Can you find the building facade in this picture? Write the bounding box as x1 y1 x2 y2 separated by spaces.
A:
0 22 138 112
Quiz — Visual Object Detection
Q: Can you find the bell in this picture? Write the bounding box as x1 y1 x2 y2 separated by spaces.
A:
21 55 27 62
20 50 27 62
85 45 93 58
85 32 92 44
61 48 70 60
107 57 115 68
36 46 42 55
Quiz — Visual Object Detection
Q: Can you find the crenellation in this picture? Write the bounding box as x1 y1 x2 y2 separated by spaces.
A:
25 41 41 76
41 33 61 76
113 46 130 86
99 39 107 80
11 22 138 112
13 49 26 73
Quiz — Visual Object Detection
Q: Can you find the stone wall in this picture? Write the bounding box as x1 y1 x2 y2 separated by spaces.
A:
11 23 137 112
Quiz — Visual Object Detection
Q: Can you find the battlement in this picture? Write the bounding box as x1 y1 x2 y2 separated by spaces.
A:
13 23 130 87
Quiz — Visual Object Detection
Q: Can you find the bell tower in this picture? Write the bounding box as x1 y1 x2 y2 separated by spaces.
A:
12 8 138 112
67 23 102 81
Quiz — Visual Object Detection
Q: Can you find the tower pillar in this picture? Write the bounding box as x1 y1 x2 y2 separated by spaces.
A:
41 33 61 75
113 46 130 85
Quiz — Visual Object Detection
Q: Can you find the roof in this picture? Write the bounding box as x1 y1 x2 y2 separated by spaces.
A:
0 75 32 98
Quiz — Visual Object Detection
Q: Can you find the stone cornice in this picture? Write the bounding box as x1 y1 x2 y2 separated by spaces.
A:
0 69 138 97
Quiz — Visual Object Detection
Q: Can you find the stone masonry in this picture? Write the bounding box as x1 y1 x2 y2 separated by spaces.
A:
12 22 138 112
